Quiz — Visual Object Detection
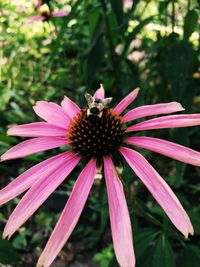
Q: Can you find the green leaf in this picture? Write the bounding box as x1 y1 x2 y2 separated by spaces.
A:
109 0 123 26
88 6 101 38
180 245 200 267
184 10 198 40
134 228 158 259
158 1 170 13
151 234 175 267
13 234 27 250
86 20 105 86
93 244 114 267
0 236 20 264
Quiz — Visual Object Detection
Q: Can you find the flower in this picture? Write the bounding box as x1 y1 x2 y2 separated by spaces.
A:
1 85 200 267
124 0 133 9
27 3 68 23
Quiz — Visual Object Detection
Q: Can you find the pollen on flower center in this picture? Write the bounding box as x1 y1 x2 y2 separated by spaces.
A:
68 108 126 157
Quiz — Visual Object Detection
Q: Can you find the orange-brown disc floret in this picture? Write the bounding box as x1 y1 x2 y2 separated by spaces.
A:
68 108 126 157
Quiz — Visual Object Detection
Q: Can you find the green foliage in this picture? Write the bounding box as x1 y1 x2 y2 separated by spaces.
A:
151 234 175 267
0 0 199 266
0 235 20 264
180 245 200 267
184 9 199 40
93 244 114 267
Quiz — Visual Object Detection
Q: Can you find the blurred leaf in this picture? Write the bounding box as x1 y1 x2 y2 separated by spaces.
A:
166 40 195 109
151 234 175 267
180 245 200 267
184 10 198 40
12 228 32 250
134 228 158 259
49 0 83 62
93 244 114 267
158 0 170 13
188 211 200 235
13 233 27 250
108 255 119 267
109 0 123 26
122 16 155 57
0 88 12 110
170 128 189 184
88 6 101 38
86 19 105 86
0 134 17 144
0 235 20 264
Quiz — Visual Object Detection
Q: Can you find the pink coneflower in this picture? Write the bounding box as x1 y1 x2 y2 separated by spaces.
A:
1 85 199 267
28 3 68 23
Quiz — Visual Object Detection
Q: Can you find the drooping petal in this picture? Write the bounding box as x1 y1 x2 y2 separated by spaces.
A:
127 114 200 132
93 84 105 100
0 137 68 161
125 136 200 166
120 147 194 237
3 154 81 238
36 158 96 267
52 9 69 17
0 152 72 206
123 102 184 122
33 101 71 129
61 96 80 119
7 122 67 137
113 88 140 115
103 156 135 267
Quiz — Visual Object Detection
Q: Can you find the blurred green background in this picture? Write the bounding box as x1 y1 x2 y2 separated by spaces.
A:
0 0 200 266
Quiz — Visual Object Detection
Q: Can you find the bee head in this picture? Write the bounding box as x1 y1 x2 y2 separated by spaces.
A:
85 92 113 118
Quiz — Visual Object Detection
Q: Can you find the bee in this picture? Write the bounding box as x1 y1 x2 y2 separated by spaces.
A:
85 93 112 118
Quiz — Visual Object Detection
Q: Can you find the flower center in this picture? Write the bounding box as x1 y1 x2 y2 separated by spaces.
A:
68 108 126 158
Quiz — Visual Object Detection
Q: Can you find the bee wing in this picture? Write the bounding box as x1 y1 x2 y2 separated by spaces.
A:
102 97 113 106
85 93 94 106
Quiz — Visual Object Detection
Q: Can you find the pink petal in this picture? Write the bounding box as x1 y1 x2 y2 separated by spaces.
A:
3 153 81 238
93 84 105 100
33 101 71 129
127 114 200 132
36 158 96 267
61 96 80 119
0 137 68 161
114 88 140 115
27 15 45 23
123 102 184 122
0 152 73 206
103 156 135 267
120 147 194 237
52 9 69 17
124 0 133 9
7 122 67 137
125 136 200 166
